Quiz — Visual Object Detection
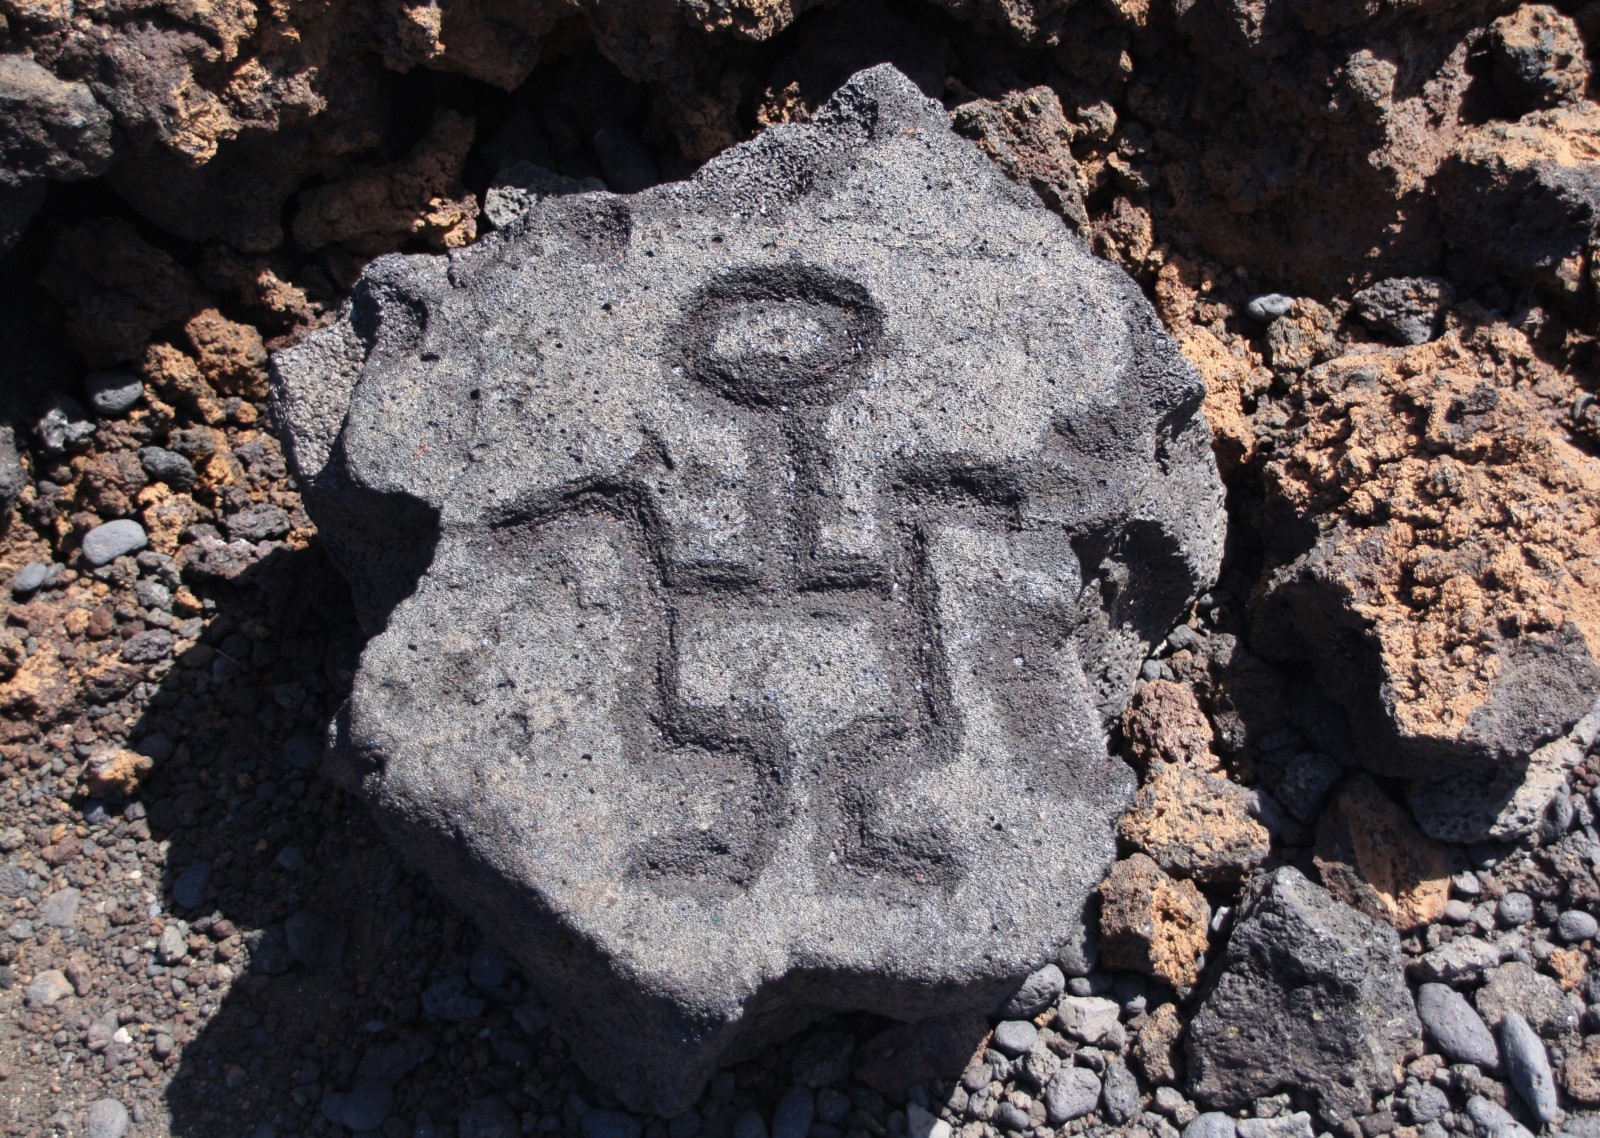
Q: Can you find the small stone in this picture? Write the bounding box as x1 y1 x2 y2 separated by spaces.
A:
904 1102 949 1138
25 969 72 1008
1402 1082 1449 1125
1186 867 1420 1123
225 502 291 542
153 1033 175 1060
1488 5 1591 113
85 1098 131 1138
469 944 511 990
38 887 81 928
1496 892 1534 927
1442 899 1472 923
1312 774 1451 931
459 1097 521 1138
172 862 211 909
1134 1002 1185 1085
11 562 49 597
1183 1114 1237 1138
999 963 1065 1018
1557 909 1598 942
1452 872 1482 898
85 371 144 416
1236 1115 1313 1138
1245 294 1295 322
337 1082 392 1131
1099 853 1210 987
1499 1012 1558 1123
1121 680 1218 770
731 1109 767 1138
816 1088 851 1124
1475 960 1581 1036
81 519 148 567
1410 936 1501 984
1415 984 1499 1071
1046 1066 1101 1124
1119 763 1269 884
1056 996 1122 1046
1351 277 1453 345
156 922 188 965
139 447 197 490
1102 1058 1141 1124
83 747 155 797
1153 1087 1186 1115
422 975 486 1021
992 1019 1039 1057
1465 1095 1535 1138
1274 753 1343 825
793 1031 855 1088
772 1086 815 1138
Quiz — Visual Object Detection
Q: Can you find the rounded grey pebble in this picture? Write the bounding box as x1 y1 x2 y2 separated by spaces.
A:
11 562 48 597
1500 1011 1558 1123
171 861 211 909
1497 892 1534 927
469 943 511 989
1416 983 1500 1070
992 1019 1039 1056
1046 1066 1102 1125
732 1108 768 1138
1442 899 1473 924
1000 962 1066 1018
771 1085 814 1138
1184 1113 1238 1138
343 1082 395 1132
139 447 197 490
81 519 148 567
86 1098 130 1138
1557 909 1598 942
85 371 144 416
815 1088 851 1125
1245 293 1295 321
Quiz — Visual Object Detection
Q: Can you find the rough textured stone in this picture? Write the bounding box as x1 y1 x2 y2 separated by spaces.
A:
1119 761 1269 884
998 963 1065 1019
1409 699 1600 843
1474 961 1582 1037
1098 853 1211 988
1257 330 1600 780
272 66 1223 1113
1132 1002 1184 1085
1186 867 1421 1123
1487 6 1590 115
1563 1035 1600 1104
1120 680 1218 771
1313 774 1452 932
1350 276 1452 346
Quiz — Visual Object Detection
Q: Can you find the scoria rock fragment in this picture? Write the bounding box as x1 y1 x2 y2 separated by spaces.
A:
1186 867 1421 1125
272 65 1224 1112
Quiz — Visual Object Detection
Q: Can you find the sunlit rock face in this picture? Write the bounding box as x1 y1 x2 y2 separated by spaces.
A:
271 65 1224 1114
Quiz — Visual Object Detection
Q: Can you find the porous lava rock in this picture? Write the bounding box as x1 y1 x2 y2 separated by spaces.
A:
1256 327 1600 780
272 66 1224 1112
1186 867 1422 1125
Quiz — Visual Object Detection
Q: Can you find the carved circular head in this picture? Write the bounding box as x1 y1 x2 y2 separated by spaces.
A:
681 264 884 408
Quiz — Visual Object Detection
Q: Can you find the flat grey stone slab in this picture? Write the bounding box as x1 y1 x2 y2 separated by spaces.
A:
273 64 1224 1113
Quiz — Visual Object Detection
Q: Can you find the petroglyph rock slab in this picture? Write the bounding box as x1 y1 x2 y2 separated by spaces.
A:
271 65 1225 1113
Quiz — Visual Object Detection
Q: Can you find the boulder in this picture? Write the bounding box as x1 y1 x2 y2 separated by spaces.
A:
272 65 1224 1114
1186 867 1421 1124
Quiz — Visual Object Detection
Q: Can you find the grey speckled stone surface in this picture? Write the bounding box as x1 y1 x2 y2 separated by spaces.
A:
272 65 1224 1113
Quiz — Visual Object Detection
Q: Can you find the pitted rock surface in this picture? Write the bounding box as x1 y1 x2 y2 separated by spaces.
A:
272 65 1224 1113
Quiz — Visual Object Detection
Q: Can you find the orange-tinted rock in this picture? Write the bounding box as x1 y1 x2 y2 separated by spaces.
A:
185 309 269 400
1133 1002 1184 1085
1313 774 1451 932
1258 326 1600 776
1564 1035 1600 1104
1099 853 1210 988
1119 762 1269 884
82 746 154 796
953 86 1088 227
292 110 479 254
1487 6 1590 114
1120 680 1218 772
